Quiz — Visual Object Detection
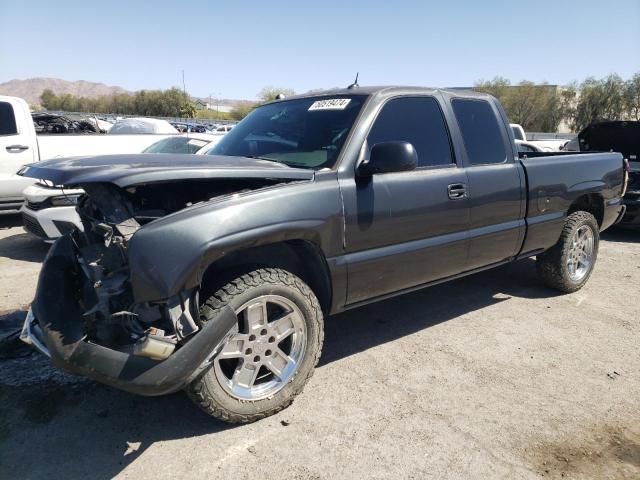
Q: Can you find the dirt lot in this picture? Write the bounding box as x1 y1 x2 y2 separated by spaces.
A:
0 214 639 480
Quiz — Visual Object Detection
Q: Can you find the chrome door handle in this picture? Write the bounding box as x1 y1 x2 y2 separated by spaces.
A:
6 145 29 151
447 183 467 199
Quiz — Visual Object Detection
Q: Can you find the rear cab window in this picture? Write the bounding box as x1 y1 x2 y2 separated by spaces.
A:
367 96 454 168
0 101 18 136
452 99 507 165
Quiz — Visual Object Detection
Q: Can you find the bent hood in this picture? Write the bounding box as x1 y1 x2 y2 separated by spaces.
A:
19 154 314 187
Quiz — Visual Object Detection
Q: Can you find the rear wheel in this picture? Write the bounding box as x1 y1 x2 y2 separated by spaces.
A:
536 211 599 293
186 268 324 423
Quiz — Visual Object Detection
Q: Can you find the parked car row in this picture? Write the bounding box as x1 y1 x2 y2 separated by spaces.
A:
171 122 236 134
32 113 111 134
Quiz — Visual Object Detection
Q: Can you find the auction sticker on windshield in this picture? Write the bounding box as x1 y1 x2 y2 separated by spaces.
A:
308 99 352 111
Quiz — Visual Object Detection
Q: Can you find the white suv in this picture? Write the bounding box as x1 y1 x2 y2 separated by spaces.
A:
21 182 84 241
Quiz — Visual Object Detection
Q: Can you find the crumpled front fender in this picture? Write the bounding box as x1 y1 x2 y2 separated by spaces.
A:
24 235 237 396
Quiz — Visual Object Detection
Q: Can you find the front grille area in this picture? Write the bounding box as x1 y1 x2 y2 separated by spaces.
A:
22 213 47 238
26 201 44 211
0 199 24 211
25 199 52 211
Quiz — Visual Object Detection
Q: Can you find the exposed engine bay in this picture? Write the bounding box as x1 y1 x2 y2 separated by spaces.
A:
69 178 285 360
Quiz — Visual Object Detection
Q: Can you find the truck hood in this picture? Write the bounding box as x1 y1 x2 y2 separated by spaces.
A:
19 154 315 187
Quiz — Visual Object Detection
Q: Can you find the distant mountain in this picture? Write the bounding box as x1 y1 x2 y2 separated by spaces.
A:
0 77 253 108
0 78 131 105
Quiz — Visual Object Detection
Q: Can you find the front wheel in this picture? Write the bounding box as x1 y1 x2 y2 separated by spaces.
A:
186 268 324 423
536 211 599 293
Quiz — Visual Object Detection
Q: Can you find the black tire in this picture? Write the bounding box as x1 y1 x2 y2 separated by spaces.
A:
186 268 324 424
536 211 599 293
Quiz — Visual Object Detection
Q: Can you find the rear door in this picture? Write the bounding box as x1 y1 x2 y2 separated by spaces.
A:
340 95 470 305
447 97 525 269
0 98 37 209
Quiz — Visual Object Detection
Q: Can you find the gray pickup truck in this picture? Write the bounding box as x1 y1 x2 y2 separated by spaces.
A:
20 87 627 423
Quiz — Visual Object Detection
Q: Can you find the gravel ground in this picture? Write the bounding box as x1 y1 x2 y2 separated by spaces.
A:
0 214 638 480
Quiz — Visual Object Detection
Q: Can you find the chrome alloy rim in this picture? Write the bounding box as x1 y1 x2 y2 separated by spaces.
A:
214 295 307 401
567 225 594 282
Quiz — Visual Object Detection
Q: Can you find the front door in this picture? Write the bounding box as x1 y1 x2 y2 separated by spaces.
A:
340 96 471 305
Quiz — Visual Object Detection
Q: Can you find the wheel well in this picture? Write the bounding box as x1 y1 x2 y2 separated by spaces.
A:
568 194 604 227
200 240 332 314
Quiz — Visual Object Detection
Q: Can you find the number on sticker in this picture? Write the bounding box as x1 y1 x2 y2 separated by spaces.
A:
308 99 352 111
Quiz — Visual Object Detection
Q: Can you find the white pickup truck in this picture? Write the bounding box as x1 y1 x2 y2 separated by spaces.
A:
0 95 177 213
509 123 569 152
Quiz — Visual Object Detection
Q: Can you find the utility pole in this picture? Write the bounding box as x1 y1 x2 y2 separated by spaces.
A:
182 70 187 121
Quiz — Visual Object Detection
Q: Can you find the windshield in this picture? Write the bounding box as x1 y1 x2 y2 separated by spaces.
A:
209 95 366 169
143 136 210 154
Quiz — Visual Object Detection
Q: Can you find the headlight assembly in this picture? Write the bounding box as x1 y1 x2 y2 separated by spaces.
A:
50 194 81 207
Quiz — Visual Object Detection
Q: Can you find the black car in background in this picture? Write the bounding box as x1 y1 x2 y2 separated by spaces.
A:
578 121 640 227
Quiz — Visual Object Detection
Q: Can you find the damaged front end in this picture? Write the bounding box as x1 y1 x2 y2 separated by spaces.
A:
20 182 238 396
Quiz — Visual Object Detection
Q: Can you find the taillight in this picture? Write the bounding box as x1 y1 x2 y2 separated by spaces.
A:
622 158 630 196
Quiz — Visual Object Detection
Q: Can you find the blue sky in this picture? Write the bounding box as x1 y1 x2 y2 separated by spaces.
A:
1 0 638 99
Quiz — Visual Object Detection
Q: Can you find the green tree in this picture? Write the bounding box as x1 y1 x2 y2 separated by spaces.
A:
558 83 578 130
624 73 640 121
39 89 58 109
180 103 196 118
230 103 257 120
473 77 512 102
474 78 565 131
573 74 626 130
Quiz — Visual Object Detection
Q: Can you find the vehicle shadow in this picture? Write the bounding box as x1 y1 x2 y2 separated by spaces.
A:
321 257 556 366
0 366 234 479
602 227 640 244
0 231 49 263
0 258 557 479
0 213 23 229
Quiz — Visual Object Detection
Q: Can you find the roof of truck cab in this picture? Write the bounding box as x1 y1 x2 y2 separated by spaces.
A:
266 86 494 104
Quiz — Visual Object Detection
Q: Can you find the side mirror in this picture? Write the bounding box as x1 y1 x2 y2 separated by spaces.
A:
357 141 418 177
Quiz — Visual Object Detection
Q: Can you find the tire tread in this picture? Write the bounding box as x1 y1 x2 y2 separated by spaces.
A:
536 211 599 293
186 268 323 424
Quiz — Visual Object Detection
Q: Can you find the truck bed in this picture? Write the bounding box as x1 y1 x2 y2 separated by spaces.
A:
519 151 625 253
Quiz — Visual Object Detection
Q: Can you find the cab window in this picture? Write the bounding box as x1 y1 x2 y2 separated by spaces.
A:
452 99 507 165
367 96 454 168
0 102 18 136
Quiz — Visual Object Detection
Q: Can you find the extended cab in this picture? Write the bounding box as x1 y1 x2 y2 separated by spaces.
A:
0 95 177 213
19 87 627 423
